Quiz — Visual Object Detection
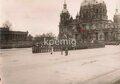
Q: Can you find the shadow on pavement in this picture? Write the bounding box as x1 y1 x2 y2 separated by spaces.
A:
113 80 120 84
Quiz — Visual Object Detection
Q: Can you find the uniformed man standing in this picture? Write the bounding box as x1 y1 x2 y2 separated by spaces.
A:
50 46 53 55
61 47 63 55
65 47 68 56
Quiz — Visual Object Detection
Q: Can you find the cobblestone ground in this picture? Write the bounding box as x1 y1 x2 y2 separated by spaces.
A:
0 45 120 84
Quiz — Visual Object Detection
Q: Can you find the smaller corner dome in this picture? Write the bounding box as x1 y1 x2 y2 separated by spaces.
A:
115 9 120 15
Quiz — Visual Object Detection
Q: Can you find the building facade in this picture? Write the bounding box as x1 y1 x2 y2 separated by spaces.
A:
0 27 28 43
0 27 32 48
59 0 120 43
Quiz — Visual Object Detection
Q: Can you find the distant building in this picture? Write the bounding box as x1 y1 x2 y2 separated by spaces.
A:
0 27 28 43
0 27 31 48
59 0 120 43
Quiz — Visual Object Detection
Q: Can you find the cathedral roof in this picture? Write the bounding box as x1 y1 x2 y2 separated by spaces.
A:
81 0 105 6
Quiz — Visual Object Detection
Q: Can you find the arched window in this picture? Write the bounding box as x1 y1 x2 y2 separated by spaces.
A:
96 9 99 14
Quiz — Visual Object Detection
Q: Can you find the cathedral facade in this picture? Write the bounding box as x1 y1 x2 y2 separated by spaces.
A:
59 0 120 43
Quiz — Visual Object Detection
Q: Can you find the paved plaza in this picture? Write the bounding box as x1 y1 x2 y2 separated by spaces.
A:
0 45 120 84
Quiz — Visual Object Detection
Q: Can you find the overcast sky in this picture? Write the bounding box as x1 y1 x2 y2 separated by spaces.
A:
0 0 120 36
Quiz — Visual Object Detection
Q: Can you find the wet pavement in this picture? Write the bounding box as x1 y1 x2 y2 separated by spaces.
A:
0 45 120 84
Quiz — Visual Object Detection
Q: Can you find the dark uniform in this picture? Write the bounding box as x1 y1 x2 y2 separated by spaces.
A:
65 48 68 56
61 47 63 55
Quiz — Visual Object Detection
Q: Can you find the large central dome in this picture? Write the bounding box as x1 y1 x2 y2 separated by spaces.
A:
81 0 105 6
79 0 107 21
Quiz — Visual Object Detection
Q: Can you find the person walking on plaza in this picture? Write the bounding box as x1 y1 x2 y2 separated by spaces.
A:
61 47 63 55
65 47 68 56
50 46 53 55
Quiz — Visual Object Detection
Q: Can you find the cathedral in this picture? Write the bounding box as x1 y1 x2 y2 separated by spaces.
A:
59 0 120 44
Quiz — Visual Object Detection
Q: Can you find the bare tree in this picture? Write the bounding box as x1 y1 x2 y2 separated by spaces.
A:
3 21 12 30
34 32 56 42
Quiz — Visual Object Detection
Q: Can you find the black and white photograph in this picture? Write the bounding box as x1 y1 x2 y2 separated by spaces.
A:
0 0 120 84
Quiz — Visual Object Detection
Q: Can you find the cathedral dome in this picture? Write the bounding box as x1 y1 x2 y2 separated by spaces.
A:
79 0 107 21
81 0 105 6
